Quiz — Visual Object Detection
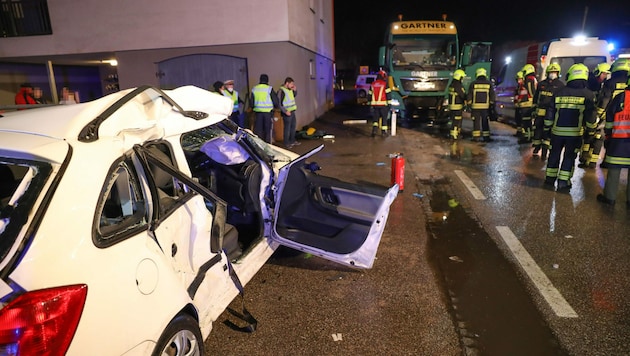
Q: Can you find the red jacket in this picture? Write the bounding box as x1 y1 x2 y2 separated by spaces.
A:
15 88 37 106
368 79 390 106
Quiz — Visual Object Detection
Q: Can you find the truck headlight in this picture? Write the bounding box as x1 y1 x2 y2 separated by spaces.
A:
390 99 400 106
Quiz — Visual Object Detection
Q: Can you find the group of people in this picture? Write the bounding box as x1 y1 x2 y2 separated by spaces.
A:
14 84 79 108
512 58 630 205
446 57 630 206
448 67 497 141
210 74 300 148
14 83 46 107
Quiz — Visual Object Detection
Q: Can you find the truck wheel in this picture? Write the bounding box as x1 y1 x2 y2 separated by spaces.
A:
357 90 367 98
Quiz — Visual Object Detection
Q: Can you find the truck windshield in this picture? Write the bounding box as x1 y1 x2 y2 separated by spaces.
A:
391 36 457 71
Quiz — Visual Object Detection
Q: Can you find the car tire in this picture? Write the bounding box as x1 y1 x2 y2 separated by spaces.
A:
357 90 367 98
152 313 203 356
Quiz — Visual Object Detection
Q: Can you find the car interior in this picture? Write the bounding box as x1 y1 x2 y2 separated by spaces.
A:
183 140 262 261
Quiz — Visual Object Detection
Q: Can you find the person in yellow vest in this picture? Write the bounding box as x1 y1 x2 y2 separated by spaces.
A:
278 77 300 148
223 79 245 127
249 74 279 143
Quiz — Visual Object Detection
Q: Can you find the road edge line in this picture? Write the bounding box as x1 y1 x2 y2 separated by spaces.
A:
495 225 578 318
454 169 486 200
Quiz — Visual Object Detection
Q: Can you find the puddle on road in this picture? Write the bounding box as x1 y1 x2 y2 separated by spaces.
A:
426 187 568 355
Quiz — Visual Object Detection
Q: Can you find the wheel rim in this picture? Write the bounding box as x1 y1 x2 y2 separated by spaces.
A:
161 329 201 356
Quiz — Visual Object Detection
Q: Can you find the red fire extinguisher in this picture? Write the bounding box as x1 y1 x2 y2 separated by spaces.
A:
390 153 405 191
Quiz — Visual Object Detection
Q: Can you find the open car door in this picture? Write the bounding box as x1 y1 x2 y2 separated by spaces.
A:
272 145 399 269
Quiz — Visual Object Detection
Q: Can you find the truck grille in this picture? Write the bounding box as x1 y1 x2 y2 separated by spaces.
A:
400 78 449 92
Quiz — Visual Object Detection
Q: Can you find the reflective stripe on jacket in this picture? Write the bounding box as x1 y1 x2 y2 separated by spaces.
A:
547 83 597 137
467 78 495 110
368 79 390 106
252 84 274 112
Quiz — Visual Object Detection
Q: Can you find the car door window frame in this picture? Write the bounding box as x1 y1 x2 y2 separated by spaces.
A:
93 155 149 248
134 142 230 254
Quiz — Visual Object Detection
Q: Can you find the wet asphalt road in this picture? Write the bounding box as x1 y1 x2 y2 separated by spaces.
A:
205 96 630 355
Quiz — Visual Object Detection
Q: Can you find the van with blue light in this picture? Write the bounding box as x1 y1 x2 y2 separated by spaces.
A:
494 36 612 120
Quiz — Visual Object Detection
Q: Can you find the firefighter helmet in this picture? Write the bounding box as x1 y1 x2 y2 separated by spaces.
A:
515 71 524 80
546 63 561 73
593 63 611 76
453 69 466 80
377 70 388 80
566 63 589 82
522 64 535 76
611 58 630 73
475 67 487 78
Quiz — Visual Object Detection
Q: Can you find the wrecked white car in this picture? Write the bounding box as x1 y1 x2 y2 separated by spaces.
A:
0 85 398 355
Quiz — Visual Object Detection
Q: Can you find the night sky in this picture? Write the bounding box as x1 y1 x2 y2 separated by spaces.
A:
334 1 630 71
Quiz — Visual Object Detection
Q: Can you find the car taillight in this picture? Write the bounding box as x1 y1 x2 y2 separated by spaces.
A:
0 284 87 356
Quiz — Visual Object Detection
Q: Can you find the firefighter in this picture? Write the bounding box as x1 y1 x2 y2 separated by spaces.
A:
518 64 538 144
582 58 630 168
532 63 564 159
587 62 611 92
544 63 597 191
368 70 391 137
596 75 630 207
580 62 612 166
448 69 467 140
466 67 496 142
513 71 526 137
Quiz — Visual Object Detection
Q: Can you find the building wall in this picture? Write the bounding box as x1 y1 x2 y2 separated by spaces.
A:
0 0 334 126
0 0 332 58
116 41 333 129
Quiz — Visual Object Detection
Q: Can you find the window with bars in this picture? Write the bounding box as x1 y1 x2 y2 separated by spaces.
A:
0 0 52 37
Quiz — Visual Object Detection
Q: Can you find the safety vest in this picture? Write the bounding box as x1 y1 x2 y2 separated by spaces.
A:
280 87 297 111
223 90 240 112
369 79 390 106
610 91 630 139
252 84 274 112
470 82 491 110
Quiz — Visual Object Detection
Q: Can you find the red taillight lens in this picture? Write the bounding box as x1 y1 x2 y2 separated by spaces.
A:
0 284 88 356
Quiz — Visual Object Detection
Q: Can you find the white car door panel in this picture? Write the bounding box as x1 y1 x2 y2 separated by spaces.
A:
273 145 398 269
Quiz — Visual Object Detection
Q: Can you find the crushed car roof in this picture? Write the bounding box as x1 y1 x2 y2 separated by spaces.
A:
0 86 232 143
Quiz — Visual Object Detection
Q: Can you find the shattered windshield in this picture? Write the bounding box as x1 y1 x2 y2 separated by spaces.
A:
0 160 52 259
391 35 457 71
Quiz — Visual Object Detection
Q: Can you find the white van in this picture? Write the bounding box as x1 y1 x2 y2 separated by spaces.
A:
494 37 611 120
355 74 377 99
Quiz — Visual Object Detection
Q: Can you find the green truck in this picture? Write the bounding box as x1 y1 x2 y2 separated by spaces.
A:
378 20 492 128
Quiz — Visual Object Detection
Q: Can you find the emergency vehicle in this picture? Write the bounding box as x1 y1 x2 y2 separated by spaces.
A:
355 74 377 101
378 19 492 127
495 37 611 120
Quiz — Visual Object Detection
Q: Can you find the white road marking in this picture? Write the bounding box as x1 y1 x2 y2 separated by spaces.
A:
495 226 578 318
454 170 486 200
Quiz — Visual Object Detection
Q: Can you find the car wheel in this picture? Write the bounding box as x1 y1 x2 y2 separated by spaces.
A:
358 90 367 98
152 314 203 356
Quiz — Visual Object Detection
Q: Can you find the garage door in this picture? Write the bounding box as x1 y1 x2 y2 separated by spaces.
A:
157 54 249 98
